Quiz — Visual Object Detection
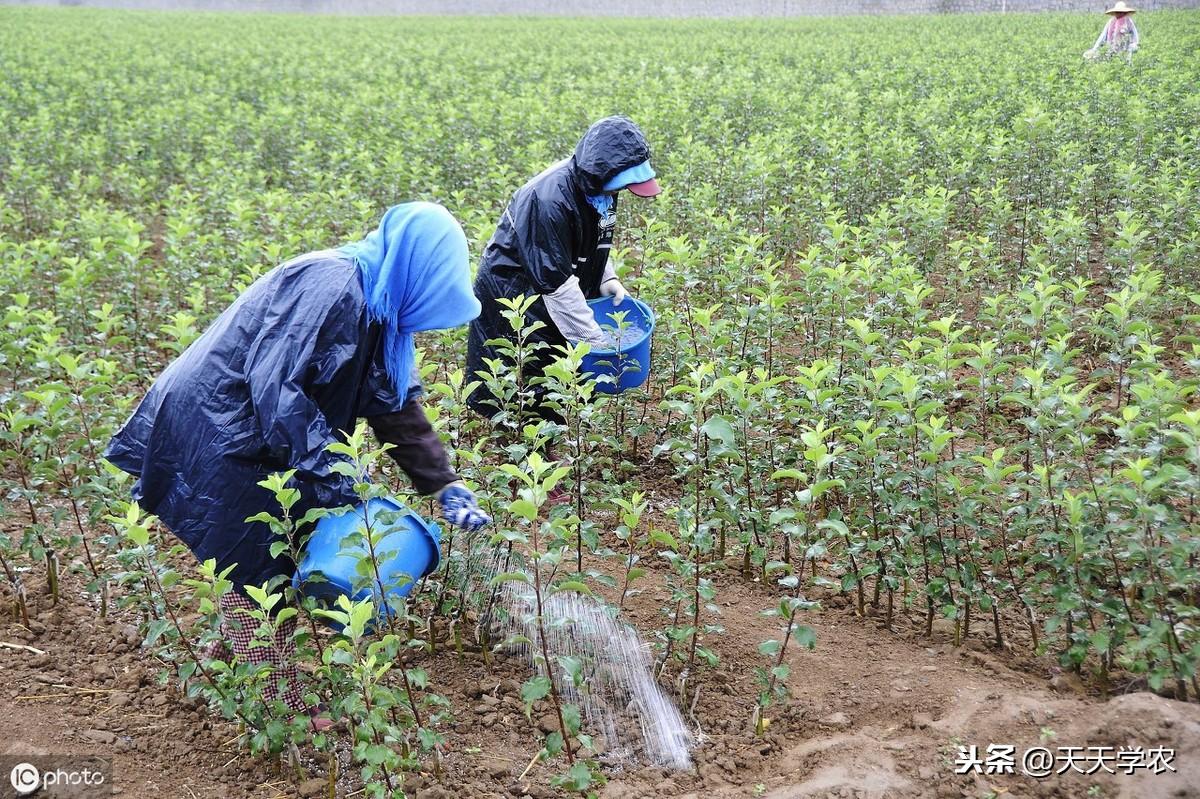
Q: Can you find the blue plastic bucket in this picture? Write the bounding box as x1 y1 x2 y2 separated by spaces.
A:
293 497 441 629
581 296 655 394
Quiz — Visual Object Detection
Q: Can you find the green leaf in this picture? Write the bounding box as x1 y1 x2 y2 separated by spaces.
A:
558 656 584 687
313 608 349 628
543 466 572 492
125 524 149 549
417 727 444 752
551 762 594 791
543 730 565 757
520 675 551 709
648 529 679 550
551 580 592 596
490 571 531 587
791 625 817 649
144 618 171 646
701 416 736 446
560 702 582 735
816 518 849 537
509 498 539 522
363 743 392 766
244 584 268 607
407 668 429 690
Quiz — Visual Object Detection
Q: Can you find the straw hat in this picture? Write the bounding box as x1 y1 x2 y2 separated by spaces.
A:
1105 1 1136 14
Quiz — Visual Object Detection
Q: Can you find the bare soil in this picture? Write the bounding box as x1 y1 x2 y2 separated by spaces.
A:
3 552 1198 799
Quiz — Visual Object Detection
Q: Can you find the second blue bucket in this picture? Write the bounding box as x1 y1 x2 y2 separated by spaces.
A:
293 497 441 629
582 296 655 394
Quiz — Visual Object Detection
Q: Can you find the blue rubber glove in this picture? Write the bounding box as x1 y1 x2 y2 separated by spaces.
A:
436 481 491 533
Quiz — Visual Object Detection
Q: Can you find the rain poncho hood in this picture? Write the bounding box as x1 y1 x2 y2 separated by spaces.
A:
340 202 481 404
571 116 653 195
467 116 653 416
106 204 479 590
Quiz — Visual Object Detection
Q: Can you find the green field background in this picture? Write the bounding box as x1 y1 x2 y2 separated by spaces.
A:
2 5 1200 703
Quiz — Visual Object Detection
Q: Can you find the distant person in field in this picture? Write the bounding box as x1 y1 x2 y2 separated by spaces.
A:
466 115 661 435
105 202 490 727
1085 2 1139 61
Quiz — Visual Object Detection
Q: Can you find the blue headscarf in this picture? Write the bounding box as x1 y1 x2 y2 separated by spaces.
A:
339 202 481 404
585 193 615 218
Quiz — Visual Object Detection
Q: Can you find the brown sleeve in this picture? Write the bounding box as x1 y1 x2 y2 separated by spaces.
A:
367 398 460 496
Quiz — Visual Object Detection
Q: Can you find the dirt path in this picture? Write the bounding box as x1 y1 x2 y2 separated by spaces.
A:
2 570 1197 799
604 576 1200 799
1 594 276 798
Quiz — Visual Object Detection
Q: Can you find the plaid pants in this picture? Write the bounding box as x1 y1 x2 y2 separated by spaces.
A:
214 590 308 713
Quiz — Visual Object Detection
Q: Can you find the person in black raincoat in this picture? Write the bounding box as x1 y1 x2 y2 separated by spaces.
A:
105 202 490 722
466 115 661 426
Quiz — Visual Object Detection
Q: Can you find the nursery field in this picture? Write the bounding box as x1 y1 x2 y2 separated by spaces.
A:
3 5 1200 799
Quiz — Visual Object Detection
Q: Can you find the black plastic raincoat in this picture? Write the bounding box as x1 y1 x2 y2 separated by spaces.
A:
105 251 458 590
466 116 652 417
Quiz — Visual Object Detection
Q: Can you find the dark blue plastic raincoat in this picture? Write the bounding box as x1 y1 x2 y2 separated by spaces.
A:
466 116 653 418
106 203 479 590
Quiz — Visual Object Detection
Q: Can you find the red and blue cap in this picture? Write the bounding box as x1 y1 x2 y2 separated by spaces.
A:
603 160 661 197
